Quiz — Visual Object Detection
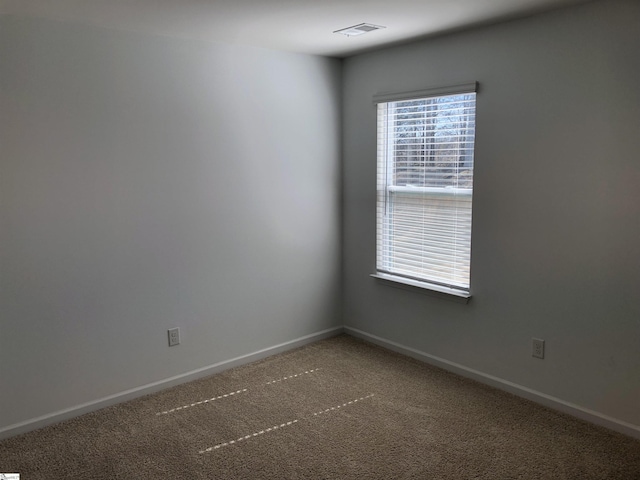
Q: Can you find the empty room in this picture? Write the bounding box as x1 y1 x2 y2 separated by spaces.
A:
1 0 639 478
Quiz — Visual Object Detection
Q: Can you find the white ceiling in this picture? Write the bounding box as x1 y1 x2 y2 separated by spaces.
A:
0 0 595 57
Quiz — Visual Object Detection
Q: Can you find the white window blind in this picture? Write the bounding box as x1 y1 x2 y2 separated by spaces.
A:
375 84 477 294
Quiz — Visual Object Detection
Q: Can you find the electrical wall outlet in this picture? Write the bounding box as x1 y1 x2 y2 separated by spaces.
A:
168 328 180 347
532 338 545 359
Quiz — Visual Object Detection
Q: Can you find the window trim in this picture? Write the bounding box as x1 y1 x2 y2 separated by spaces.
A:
370 273 471 303
373 82 478 299
373 82 478 105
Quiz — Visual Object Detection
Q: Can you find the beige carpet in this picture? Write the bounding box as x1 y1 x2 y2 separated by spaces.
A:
2 334 640 479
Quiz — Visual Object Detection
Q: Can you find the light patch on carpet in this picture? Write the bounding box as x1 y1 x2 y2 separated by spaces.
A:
157 368 320 416
156 388 248 416
199 420 300 453
312 394 375 416
198 394 375 455
265 368 321 385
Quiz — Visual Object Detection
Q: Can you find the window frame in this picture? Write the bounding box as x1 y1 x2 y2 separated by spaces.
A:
372 82 478 300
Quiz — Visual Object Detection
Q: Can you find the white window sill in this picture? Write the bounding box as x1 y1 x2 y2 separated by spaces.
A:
371 273 471 304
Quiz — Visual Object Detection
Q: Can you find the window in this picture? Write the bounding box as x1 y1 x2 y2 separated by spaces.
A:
374 83 477 297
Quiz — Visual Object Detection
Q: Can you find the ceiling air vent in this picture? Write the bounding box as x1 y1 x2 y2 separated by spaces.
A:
334 23 386 37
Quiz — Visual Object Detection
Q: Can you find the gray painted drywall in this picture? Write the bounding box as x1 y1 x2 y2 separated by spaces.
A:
0 16 341 430
2 0 639 439
342 0 640 427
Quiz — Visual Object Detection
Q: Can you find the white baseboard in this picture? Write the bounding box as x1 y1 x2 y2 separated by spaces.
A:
344 326 640 440
0 326 344 441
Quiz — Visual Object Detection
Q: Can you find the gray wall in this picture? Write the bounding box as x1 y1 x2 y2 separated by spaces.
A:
0 17 342 430
2 0 639 438
342 0 640 427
